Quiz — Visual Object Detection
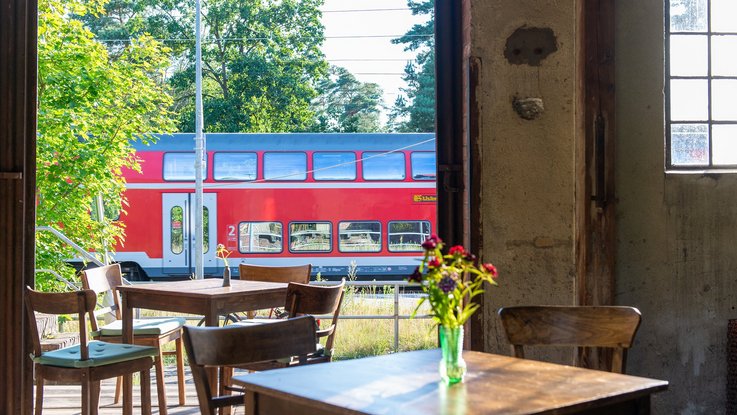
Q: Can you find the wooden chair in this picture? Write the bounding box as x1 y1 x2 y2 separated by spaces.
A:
237 263 311 318
284 279 345 364
182 315 318 415
26 287 156 415
497 305 642 374
81 264 186 413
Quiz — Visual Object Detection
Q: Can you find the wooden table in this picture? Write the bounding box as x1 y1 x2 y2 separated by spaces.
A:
232 349 668 415
119 279 288 414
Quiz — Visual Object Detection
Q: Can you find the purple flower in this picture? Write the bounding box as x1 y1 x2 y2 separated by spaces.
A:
438 274 457 293
408 267 423 283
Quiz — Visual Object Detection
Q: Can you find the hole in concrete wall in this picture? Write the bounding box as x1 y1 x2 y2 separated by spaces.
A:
504 27 558 66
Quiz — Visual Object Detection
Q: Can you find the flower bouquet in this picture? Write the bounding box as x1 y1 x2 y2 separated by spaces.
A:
408 234 498 384
216 244 232 287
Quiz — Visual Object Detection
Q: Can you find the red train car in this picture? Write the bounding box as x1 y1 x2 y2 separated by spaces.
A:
112 133 437 281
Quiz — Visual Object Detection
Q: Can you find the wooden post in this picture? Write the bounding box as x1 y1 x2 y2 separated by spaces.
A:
0 0 38 413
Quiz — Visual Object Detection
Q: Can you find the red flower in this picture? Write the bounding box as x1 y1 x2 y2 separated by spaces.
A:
483 263 498 277
428 257 442 268
421 234 442 250
448 245 465 256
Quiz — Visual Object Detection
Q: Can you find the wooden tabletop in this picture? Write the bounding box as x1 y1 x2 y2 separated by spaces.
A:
117 278 287 298
232 349 668 415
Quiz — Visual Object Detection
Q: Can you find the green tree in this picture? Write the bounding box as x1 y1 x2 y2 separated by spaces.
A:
389 0 435 133
84 0 329 133
36 0 175 290
311 66 384 132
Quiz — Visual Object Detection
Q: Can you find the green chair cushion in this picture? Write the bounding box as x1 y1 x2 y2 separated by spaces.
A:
33 341 157 368
92 317 186 337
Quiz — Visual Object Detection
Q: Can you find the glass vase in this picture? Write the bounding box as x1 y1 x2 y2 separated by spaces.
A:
222 266 231 287
439 325 466 385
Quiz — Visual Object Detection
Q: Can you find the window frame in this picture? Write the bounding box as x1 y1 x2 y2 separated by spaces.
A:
387 220 432 253
213 151 258 182
237 221 284 254
163 152 208 181
665 0 737 171
337 220 382 253
361 151 407 181
288 221 333 253
263 151 308 181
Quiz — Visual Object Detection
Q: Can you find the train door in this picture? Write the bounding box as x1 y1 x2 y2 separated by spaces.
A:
162 193 218 275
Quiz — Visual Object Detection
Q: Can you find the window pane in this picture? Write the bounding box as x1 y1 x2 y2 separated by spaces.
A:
670 79 709 121
339 221 381 252
712 125 737 165
712 80 737 121
711 0 737 32
670 35 708 76
214 152 257 181
264 152 307 181
411 152 436 180
170 206 184 254
313 152 356 180
362 152 406 180
290 222 331 252
671 124 709 165
711 36 737 76
670 0 708 32
388 221 431 252
238 222 282 253
163 153 206 181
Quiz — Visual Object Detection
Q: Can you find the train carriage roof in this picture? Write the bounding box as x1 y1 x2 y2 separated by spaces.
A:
133 133 436 152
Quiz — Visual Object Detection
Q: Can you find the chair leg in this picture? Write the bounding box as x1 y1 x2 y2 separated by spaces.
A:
90 381 100 415
81 372 91 415
114 375 122 404
140 368 152 415
175 337 186 406
154 353 168 415
34 370 43 415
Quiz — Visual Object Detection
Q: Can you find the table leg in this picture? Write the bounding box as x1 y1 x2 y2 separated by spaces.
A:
121 294 134 415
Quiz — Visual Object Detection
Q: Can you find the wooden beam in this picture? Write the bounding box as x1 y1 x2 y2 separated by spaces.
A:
0 0 38 413
576 0 616 370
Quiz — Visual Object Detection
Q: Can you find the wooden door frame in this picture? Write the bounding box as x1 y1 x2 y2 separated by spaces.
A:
0 0 38 413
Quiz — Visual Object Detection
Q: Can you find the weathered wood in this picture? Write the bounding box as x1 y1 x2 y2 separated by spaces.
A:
0 0 38 412
82 264 187 410
183 317 317 415
233 349 667 415
498 306 641 373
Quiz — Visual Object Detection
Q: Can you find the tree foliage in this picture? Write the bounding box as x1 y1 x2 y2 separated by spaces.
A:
36 0 175 290
389 0 435 133
311 66 384 133
84 0 329 133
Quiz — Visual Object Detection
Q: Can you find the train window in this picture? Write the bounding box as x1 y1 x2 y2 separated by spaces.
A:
362 152 406 180
213 152 257 181
313 152 356 180
263 152 307 181
338 221 381 252
289 222 332 252
388 220 431 252
238 222 283 253
163 153 207 181
202 207 209 254
411 152 436 180
170 206 184 255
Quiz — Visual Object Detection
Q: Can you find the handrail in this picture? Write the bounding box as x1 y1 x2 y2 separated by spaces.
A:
35 226 104 267
34 268 80 291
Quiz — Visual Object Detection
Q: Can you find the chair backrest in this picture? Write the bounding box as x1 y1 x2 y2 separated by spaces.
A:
25 287 98 360
182 316 317 415
80 263 124 321
285 279 345 355
497 305 642 374
238 263 311 284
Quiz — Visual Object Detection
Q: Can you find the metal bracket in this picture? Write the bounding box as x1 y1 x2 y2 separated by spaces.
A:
439 163 463 193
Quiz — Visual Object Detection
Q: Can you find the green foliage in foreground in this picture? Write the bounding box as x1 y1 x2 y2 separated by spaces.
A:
36 0 175 290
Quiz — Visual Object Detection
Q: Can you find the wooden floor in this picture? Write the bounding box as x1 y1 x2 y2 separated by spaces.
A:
39 366 246 415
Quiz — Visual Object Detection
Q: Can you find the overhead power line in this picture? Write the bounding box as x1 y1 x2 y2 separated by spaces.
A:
322 8 412 13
